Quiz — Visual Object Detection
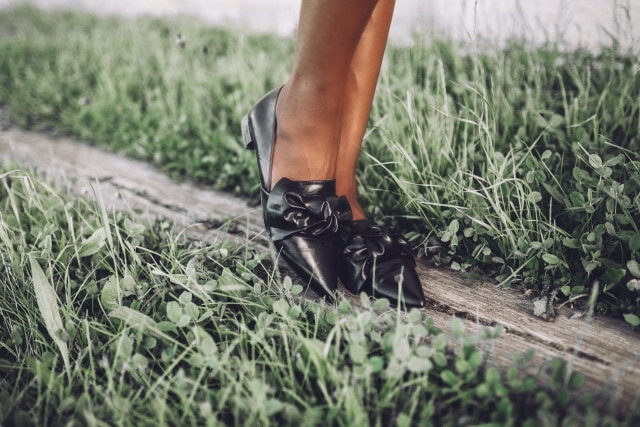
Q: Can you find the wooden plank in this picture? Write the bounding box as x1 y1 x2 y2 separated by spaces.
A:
0 128 267 247
2 127 639 409
419 269 640 406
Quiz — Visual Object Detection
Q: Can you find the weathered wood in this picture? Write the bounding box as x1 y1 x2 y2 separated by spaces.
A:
2 127 639 409
0 128 266 247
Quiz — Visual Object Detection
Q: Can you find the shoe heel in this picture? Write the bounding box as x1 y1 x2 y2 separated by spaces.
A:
241 114 255 150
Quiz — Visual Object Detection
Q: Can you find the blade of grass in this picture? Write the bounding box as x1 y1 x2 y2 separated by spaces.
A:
28 252 71 376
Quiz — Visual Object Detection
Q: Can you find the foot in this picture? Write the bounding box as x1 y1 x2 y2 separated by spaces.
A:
269 82 342 188
343 195 367 221
338 220 425 308
242 87 353 299
336 175 367 220
265 178 352 297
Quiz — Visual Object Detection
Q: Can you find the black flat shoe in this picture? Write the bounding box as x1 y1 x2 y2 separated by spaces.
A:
338 220 425 308
241 88 352 298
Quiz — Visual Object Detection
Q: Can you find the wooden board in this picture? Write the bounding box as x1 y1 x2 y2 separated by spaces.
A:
2 127 639 410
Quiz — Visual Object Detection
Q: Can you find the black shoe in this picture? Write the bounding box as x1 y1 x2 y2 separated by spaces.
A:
338 220 425 308
241 88 352 298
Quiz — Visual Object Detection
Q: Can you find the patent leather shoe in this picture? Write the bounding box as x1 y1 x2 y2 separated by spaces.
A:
338 219 425 308
241 88 352 298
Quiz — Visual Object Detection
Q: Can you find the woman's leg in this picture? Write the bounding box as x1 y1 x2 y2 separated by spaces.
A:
335 0 396 220
330 0 423 308
270 0 379 188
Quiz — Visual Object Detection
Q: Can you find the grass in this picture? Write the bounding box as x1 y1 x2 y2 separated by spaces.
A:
0 5 639 321
0 4 640 424
1 6 639 323
367 38 640 320
1 167 638 426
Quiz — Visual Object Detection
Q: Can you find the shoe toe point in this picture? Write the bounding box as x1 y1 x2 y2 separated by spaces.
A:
370 260 425 308
278 235 339 298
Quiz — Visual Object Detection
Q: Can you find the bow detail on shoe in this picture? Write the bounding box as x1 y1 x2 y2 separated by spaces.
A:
265 178 352 242
282 193 346 236
338 220 417 296
341 222 413 265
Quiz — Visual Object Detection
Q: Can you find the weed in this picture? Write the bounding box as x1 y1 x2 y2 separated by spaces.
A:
1 168 638 425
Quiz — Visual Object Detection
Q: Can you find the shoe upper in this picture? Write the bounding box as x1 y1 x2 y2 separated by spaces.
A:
247 87 282 191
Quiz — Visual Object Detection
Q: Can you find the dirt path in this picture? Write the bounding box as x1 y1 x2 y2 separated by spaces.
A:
1 127 639 408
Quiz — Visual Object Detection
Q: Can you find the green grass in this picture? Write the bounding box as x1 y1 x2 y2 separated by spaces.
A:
367 38 640 318
2 6 639 324
0 5 639 321
1 167 637 426
1 6 640 424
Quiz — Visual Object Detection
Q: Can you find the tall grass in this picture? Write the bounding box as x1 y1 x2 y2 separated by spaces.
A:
0 7 291 193
2 6 640 424
363 40 640 320
0 5 639 321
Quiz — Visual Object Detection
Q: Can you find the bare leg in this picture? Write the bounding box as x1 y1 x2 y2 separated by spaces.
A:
335 0 396 220
271 0 379 188
246 0 422 306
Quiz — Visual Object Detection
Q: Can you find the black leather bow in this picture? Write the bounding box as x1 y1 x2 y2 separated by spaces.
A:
265 178 352 242
339 220 415 294
342 222 411 262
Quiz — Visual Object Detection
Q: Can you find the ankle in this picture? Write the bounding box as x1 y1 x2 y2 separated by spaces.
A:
343 195 367 220
269 137 337 186
269 86 340 186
